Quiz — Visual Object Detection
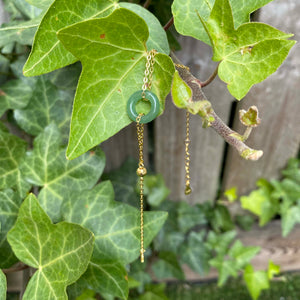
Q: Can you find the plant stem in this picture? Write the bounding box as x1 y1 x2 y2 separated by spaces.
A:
2 263 29 274
143 0 152 8
164 17 174 31
201 64 219 87
170 51 263 161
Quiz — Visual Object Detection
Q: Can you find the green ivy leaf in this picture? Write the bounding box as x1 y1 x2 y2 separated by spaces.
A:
206 230 236 256
282 158 300 184
119 3 169 54
103 158 139 207
0 269 6 300
25 0 53 10
0 79 32 117
7 194 94 300
210 204 235 233
280 204 300 237
0 189 21 268
179 232 211 275
228 240 260 269
0 130 27 190
209 256 238 286
240 181 278 226
172 0 273 45
267 260 280 280
224 187 237 202
243 264 269 300
12 0 42 19
177 202 207 233
0 17 41 47
21 124 105 222
23 0 116 76
203 0 295 99
23 1 169 76
171 70 212 115
152 251 185 280
272 179 300 205
76 259 128 300
14 77 73 139
57 8 174 159
143 174 170 207
140 283 169 300
61 181 167 264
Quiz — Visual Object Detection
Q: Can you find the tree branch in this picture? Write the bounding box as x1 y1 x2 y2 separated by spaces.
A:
163 17 174 31
201 64 219 87
143 0 152 8
170 52 263 161
2 263 29 274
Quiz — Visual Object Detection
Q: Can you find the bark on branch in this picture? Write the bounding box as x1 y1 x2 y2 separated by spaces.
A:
171 52 263 161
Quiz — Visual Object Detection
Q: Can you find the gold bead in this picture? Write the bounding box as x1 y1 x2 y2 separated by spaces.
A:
185 185 192 195
137 167 147 177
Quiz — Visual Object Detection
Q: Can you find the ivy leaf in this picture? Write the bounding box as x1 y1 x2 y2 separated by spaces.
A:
282 158 300 184
224 187 237 202
21 124 105 222
62 180 166 296
62 181 167 264
240 180 278 226
143 174 170 207
243 264 269 300
7 194 94 300
75 259 128 300
267 260 280 280
177 202 207 233
119 3 169 54
0 269 6 300
209 256 238 286
23 1 169 76
210 204 235 233
152 251 185 280
25 0 53 10
228 240 260 269
0 129 27 190
103 158 139 207
140 283 169 300
12 0 42 19
57 8 174 159
0 79 32 117
14 77 73 139
280 204 300 237
172 0 273 46
206 230 236 256
0 17 41 47
179 232 211 275
203 0 295 99
0 189 21 268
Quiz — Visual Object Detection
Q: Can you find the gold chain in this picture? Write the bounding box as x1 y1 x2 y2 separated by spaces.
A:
142 50 157 99
184 111 192 195
175 64 192 195
137 50 156 263
175 63 190 71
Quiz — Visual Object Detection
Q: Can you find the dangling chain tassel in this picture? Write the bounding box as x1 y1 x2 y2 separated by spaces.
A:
136 114 146 262
185 111 192 195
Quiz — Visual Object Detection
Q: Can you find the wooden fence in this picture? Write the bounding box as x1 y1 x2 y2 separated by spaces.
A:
103 0 300 204
1 0 300 292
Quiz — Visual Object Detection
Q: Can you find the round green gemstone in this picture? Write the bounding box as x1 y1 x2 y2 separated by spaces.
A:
127 90 160 123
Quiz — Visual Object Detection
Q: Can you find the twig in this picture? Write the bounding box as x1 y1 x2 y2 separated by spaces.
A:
143 0 152 8
163 17 174 31
201 64 219 87
2 263 29 274
170 52 263 161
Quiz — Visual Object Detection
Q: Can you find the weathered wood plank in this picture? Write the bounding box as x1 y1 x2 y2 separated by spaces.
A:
223 0 300 196
183 221 300 281
155 36 233 203
101 120 149 172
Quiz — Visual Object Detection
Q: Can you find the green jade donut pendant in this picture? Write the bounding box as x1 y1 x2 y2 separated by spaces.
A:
127 90 160 123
